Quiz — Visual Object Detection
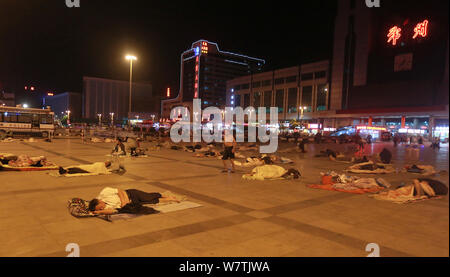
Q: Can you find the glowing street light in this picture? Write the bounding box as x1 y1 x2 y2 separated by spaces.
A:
66 110 71 125
125 55 138 123
23 104 29 108
110 113 115 126
299 106 308 121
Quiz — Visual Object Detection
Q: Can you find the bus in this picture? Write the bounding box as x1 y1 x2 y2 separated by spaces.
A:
0 106 55 139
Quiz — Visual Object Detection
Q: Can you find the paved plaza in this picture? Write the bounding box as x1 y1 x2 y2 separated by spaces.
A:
0 138 448 257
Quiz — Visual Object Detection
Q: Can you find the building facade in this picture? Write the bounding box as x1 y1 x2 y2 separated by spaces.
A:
83 76 156 121
225 0 449 139
226 61 330 122
161 40 265 119
329 0 449 137
44 92 82 120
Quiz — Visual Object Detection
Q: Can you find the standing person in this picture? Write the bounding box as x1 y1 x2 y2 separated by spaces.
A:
409 136 414 144
298 137 307 153
222 133 237 173
354 133 364 152
418 136 424 145
393 134 399 147
366 134 372 144
81 125 86 144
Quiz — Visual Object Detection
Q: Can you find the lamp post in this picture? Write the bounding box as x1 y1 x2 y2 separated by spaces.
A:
66 110 71 125
299 106 307 120
110 113 114 127
125 55 137 124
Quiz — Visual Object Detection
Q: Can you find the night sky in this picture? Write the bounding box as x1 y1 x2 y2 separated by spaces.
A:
0 0 338 103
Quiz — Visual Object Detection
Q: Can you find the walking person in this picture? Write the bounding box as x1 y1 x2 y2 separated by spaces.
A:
81 126 86 144
298 137 307 153
222 133 237 173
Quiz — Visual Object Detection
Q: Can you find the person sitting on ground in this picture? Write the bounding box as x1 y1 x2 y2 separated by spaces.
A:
88 187 181 215
125 137 139 156
112 138 126 155
379 148 392 164
58 161 113 175
222 133 237 173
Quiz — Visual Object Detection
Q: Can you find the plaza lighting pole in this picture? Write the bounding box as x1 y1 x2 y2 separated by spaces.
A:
125 55 137 125
66 110 71 125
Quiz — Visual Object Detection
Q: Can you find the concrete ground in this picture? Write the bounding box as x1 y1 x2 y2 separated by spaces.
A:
0 138 448 257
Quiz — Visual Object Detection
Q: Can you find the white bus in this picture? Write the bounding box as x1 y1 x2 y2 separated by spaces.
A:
0 106 55 139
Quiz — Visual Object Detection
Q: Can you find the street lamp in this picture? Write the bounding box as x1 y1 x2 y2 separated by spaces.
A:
66 110 71 125
110 113 114 126
125 55 137 123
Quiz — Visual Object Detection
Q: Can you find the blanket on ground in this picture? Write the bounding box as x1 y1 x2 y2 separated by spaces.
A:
308 183 384 194
1 164 59 171
309 173 390 194
242 165 288 180
49 162 113 177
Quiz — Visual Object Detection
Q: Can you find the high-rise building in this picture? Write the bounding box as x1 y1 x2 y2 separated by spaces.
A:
161 40 265 118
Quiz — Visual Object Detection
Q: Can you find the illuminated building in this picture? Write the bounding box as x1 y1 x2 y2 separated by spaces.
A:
161 40 265 119
329 0 448 137
225 0 448 139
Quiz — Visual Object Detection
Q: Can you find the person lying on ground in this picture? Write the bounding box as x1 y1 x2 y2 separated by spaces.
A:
0 153 17 165
397 179 448 197
7 155 54 167
315 149 339 159
88 187 181 215
58 161 113 175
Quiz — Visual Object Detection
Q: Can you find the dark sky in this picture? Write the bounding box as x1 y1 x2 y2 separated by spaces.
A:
0 0 338 100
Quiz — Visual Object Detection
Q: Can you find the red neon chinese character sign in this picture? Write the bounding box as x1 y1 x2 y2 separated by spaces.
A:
413 20 429 39
387 26 402 46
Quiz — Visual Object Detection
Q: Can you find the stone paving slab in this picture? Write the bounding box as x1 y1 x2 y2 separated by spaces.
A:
0 139 448 257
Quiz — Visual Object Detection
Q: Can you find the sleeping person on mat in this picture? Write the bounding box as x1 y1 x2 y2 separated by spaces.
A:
88 187 181 215
58 161 113 175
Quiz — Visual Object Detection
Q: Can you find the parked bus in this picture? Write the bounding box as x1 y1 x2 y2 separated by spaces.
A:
0 106 55 139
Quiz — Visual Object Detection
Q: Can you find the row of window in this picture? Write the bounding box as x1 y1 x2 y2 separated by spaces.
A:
232 71 327 91
1 113 54 124
231 85 328 113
